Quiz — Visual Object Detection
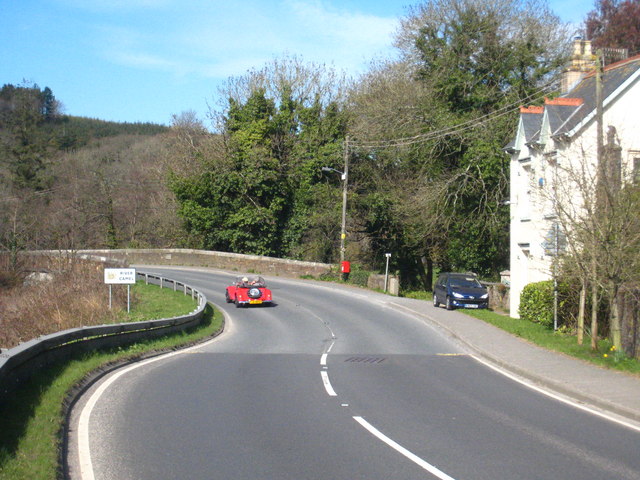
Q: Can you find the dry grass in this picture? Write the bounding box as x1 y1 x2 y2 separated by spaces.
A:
0 254 130 349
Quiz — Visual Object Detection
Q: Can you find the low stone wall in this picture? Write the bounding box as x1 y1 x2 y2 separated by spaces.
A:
367 274 400 295
26 250 512 312
483 282 510 313
36 249 334 279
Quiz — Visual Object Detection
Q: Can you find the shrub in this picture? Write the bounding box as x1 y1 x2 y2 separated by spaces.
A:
519 280 556 328
519 280 576 329
346 263 371 287
317 263 372 287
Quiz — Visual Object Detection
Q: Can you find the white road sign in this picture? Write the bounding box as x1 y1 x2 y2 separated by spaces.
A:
104 268 136 284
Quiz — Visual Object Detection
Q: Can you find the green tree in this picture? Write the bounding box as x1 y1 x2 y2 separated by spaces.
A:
169 57 347 258
0 82 62 190
40 86 59 120
348 0 569 286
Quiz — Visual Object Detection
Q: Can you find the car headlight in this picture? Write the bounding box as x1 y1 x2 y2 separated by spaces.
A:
452 292 464 299
481 293 488 299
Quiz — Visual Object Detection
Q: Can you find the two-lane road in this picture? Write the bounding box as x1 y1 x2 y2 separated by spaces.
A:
68 267 640 480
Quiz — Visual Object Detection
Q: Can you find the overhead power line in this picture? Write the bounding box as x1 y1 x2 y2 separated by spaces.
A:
349 82 557 150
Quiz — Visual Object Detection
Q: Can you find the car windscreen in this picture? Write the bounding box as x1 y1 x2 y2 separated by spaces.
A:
449 276 482 288
236 276 266 287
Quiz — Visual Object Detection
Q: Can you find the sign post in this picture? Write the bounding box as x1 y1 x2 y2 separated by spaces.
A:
104 268 136 312
384 253 392 293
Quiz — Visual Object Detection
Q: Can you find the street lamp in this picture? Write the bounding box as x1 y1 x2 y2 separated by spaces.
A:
321 136 349 264
321 166 345 179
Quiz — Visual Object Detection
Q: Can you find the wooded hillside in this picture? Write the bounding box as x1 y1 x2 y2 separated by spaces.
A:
0 82 180 260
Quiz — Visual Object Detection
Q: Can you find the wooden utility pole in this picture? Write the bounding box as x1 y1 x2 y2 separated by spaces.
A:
596 49 604 166
340 136 349 263
591 49 604 350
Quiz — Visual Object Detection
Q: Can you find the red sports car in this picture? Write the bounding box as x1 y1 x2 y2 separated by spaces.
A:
225 275 273 308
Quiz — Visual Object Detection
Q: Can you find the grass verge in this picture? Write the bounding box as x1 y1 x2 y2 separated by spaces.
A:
463 308 640 375
120 280 201 322
401 289 640 375
0 285 224 480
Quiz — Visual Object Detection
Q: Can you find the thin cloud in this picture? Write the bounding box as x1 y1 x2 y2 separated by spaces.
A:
286 0 397 46
87 0 398 80
111 52 177 70
276 0 398 72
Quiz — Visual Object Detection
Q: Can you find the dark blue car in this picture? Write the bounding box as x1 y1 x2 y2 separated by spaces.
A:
433 272 489 310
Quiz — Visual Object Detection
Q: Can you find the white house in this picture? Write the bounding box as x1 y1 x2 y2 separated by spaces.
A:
506 40 640 317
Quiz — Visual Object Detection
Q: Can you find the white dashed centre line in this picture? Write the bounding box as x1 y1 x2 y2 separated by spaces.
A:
321 370 337 396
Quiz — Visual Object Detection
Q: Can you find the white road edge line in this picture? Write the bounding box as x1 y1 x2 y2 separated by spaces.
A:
77 337 220 480
353 416 457 480
387 300 640 433
471 354 640 433
321 370 337 396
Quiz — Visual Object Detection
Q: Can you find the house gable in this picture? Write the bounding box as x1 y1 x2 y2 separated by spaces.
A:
507 54 640 318
562 55 640 138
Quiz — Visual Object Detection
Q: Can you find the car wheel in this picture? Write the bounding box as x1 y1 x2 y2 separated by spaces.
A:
445 296 454 310
225 291 232 303
433 294 439 308
235 299 242 308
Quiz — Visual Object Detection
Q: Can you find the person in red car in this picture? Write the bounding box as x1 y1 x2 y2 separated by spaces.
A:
226 275 273 307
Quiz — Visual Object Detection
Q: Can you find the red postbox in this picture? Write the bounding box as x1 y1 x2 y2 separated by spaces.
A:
340 261 351 273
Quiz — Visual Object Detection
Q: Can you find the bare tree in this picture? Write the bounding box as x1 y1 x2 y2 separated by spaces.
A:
210 54 348 134
539 132 640 352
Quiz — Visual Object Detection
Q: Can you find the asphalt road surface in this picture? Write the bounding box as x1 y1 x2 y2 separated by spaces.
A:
68 267 640 480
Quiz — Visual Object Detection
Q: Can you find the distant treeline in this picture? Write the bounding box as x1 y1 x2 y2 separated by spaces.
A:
0 82 168 152
0 82 168 191
49 115 169 148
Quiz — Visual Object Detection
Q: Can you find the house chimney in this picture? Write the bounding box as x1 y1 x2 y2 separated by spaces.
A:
561 37 597 94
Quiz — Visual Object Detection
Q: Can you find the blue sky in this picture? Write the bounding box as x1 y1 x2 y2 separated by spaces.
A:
1 0 593 126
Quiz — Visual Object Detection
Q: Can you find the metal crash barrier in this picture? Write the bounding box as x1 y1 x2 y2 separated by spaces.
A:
0 271 207 401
